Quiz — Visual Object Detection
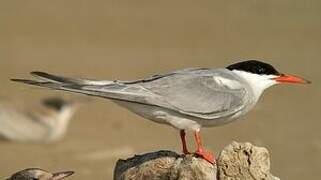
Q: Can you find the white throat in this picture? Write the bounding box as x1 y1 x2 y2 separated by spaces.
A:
232 70 278 100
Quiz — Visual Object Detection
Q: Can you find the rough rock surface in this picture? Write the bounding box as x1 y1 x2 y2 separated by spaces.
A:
217 141 280 180
114 142 280 180
114 150 216 180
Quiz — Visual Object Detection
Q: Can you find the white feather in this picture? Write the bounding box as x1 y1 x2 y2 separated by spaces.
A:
232 70 278 101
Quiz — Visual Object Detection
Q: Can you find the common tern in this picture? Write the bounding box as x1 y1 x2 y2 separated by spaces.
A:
11 60 310 163
0 97 80 143
6 168 74 180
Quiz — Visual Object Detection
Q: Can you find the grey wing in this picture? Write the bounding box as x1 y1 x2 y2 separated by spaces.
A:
12 69 247 120
139 70 248 119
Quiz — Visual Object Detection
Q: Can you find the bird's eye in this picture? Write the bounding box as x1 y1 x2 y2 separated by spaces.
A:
258 67 265 74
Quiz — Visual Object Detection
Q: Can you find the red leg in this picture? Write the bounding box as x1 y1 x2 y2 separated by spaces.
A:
194 131 215 164
180 130 190 154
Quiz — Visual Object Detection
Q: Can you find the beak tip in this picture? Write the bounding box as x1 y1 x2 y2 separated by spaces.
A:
52 171 75 179
305 79 312 84
64 171 75 177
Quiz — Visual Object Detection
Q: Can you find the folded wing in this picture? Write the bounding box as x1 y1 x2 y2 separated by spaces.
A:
138 69 247 119
12 69 247 120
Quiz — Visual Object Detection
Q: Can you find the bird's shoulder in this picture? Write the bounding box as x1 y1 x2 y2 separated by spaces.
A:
136 68 246 92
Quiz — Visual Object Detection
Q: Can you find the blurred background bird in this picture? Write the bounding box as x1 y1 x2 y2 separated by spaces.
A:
6 168 74 180
0 97 82 143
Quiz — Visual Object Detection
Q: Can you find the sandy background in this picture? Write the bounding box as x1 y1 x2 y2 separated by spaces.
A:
0 0 320 179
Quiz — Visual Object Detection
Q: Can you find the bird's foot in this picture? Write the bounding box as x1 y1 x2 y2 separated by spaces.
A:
195 148 215 164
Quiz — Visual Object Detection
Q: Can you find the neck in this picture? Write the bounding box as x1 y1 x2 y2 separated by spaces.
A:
48 106 76 141
232 70 277 101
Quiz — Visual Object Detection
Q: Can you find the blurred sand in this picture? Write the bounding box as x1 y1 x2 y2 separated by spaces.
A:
0 0 320 179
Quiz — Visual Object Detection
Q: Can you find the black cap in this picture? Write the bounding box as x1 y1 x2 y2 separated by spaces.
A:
226 60 281 76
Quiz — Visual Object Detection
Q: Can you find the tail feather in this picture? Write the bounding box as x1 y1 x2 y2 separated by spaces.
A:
11 72 154 104
31 71 77 84
11 79 67 89
11 78 110 99
30 71 114 86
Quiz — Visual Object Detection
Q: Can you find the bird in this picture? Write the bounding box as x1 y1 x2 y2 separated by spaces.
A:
11 60 310 163
6 168 74 180
0 96 80 143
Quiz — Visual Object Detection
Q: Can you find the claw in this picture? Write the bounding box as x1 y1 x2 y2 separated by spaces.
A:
194 131 216 164
195 148 215 164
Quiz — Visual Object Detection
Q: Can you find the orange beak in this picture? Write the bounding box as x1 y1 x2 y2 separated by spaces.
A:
273 74 311 84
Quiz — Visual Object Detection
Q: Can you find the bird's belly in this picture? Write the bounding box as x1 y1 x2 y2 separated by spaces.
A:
197 113 241 127
114 101 246 131
114 101 202 131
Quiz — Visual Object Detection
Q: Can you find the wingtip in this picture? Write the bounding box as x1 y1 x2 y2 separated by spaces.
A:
11 78 26 82
10 79 40 85
30 71 49 76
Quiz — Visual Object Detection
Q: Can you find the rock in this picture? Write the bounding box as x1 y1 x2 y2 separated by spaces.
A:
217 141 280 180
113 142 280 180
114 150 216 180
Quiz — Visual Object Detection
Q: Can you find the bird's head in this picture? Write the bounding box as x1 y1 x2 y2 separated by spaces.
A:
226 60 311 97
6 168 74 180
42 97 71 111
